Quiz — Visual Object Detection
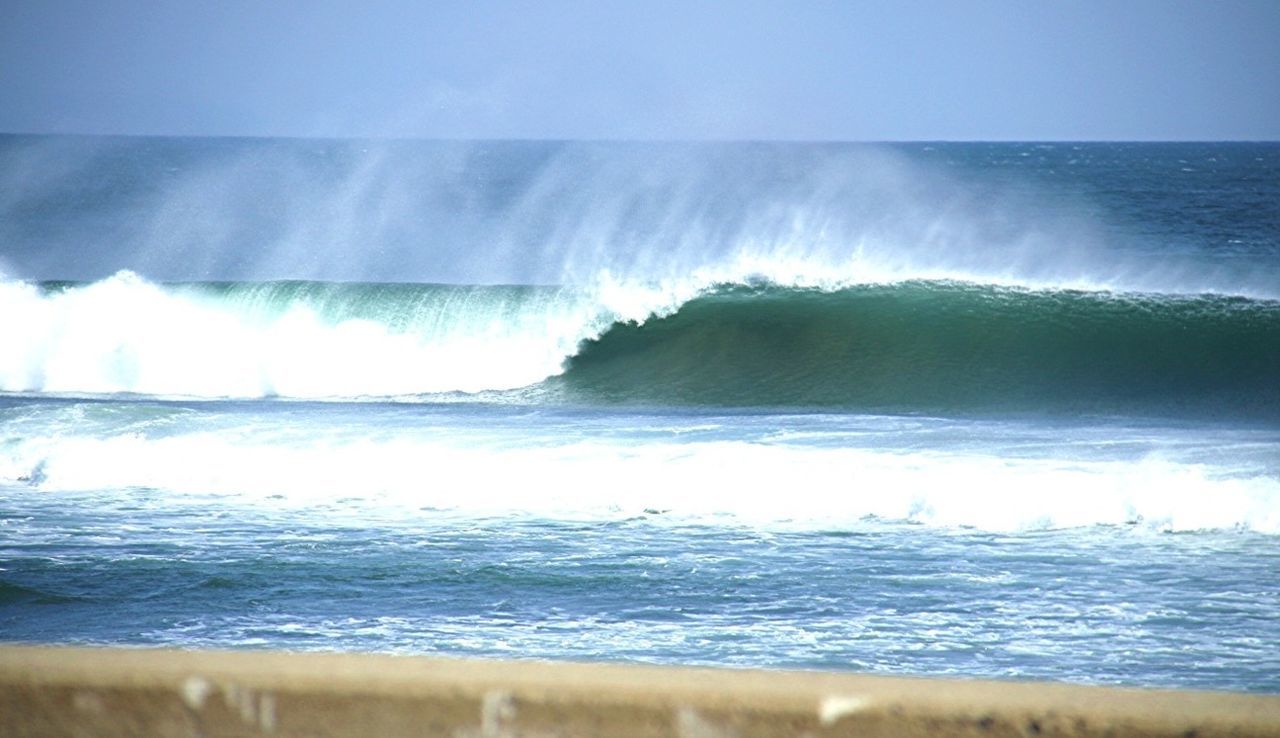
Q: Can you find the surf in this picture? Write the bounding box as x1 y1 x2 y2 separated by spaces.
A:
3 272 1277 421
0 272 616 398
3 397 1278 534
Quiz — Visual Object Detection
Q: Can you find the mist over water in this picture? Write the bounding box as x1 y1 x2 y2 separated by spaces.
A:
2 135 1276 295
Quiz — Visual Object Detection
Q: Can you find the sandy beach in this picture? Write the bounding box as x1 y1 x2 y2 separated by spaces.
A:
2 645 1277 737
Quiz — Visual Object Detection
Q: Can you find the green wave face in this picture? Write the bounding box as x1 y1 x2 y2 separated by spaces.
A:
552 283 1280 419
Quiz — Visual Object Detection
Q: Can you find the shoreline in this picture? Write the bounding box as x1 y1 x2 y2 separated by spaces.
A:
2 645 1277 737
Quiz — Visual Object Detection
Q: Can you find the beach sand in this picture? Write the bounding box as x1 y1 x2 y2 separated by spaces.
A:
2 645 1277 737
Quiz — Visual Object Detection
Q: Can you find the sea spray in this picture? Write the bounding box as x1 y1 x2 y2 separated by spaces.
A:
5 137 1276 295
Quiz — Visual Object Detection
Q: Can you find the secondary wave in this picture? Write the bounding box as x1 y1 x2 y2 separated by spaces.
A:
2 272 1278 419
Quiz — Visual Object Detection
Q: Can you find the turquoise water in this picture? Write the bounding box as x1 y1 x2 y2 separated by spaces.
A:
1 138 1278 692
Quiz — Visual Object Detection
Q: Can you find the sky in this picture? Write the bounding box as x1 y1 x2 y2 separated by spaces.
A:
0 0 1277 141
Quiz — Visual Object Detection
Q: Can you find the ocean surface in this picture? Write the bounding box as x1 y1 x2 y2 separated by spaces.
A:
1 136 1278 693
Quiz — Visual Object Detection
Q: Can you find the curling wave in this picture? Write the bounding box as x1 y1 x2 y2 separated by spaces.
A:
2 272 1278 419
551 282 1280 418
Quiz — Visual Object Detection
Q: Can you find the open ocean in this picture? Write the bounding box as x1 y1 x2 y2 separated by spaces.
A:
1 136 1277 693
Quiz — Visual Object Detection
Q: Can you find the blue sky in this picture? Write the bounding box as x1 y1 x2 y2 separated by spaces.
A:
1 0 1277 140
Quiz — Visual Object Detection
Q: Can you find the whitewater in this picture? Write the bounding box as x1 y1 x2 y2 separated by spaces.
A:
1 137 1278 692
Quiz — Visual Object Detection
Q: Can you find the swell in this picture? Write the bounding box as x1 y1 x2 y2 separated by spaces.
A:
548 282 1280 419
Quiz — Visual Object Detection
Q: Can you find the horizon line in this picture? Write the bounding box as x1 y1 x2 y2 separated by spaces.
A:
2 130 1278 145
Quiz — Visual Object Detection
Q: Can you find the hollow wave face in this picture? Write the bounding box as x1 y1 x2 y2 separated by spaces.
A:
553 282 1280 419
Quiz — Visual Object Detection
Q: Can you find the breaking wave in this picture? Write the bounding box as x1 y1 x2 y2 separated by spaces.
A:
2 271 1278 419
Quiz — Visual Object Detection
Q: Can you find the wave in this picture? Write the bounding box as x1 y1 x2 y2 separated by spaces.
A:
2 272 1278 419
552 282 1280 419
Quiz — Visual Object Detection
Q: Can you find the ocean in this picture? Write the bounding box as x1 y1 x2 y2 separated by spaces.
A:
1 136 1277 693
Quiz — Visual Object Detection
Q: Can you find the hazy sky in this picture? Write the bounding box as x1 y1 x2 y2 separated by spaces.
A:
1 0 1277 140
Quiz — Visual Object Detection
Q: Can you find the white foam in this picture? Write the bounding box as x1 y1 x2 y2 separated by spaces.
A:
5 429 1278 534
0 272 627 398
0 268 892 401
